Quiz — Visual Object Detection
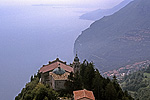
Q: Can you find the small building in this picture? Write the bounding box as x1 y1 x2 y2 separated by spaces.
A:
39 55 80 90
73 89 95 100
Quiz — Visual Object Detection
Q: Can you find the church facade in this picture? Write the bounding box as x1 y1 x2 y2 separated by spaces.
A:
39 55 80 90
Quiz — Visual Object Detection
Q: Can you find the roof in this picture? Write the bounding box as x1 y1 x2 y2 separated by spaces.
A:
50 72 70 80
39 58 73 73
73 89 95 100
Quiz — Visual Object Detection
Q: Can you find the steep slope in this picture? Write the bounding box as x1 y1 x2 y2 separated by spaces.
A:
120 66 150 100
74 0 150 71
80 0 133 20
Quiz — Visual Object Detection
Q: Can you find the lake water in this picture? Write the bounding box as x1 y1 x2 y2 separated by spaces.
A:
0 5 94 100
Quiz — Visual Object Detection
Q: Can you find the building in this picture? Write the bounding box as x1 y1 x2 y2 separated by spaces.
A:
39 55 80 90
73 54 80 73
49 67 70 90
73 89 95 100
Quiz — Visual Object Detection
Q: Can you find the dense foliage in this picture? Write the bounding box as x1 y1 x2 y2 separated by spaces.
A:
65 60 134 100
120 65 150 100
15 74 58 100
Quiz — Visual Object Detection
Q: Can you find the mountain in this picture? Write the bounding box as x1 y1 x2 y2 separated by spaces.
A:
80 0 133 21
74 0 150 72
120 65 150 100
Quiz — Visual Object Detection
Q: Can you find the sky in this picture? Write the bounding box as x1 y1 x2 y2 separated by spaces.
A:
1 0 123 9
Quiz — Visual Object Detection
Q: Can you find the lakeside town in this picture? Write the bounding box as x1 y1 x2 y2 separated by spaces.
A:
103 60 150 80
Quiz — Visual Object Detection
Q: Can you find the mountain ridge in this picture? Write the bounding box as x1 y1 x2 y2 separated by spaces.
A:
80 0 133 20
74 0 150 71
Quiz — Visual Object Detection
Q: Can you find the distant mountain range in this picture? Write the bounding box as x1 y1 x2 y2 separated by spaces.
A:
80 0 133 21
74 0 150 72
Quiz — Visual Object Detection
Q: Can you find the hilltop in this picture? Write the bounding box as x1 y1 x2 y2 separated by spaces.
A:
15 59 133 100
74 0 150 72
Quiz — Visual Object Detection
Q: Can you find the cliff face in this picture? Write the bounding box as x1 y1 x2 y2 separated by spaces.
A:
80 0 133 21
74 0 150 71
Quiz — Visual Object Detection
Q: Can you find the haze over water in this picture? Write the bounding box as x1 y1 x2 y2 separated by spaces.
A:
0 5 95 100
0 0 123 100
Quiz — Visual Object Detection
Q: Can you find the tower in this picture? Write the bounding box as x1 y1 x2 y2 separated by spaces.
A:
73 53 80 73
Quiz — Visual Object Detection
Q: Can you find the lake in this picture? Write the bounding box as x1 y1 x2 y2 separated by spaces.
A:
0 5 94 100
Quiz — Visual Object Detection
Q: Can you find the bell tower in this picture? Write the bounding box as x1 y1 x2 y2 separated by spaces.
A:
73 53 80 73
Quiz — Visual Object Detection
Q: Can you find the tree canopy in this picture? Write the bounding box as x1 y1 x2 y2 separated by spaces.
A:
65 60 134 100
15 74 58 100
15 60 134 100
120 65 150 100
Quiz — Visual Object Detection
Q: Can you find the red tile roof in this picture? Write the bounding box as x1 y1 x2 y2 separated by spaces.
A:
39 58 73 73
73 89 95 100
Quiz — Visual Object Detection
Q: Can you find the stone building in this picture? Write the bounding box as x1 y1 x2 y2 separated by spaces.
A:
49 67 70 90
39 55 80 90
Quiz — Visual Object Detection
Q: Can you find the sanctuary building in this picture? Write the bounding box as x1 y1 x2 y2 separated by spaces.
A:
39 54 80 90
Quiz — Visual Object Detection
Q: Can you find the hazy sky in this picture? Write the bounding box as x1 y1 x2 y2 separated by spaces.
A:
1 0 123 8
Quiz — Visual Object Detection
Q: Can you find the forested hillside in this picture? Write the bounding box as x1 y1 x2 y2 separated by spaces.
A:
120 65 150 100
15 73 58 100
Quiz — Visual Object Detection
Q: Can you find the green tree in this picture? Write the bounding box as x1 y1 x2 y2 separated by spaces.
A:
30 75 34 82
32 83 58 100
145 65 150 73
92 69 104 100
83 62 95 90
65 71 82 95
105 82 117 100
73 71 83 90
15 73 58 100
